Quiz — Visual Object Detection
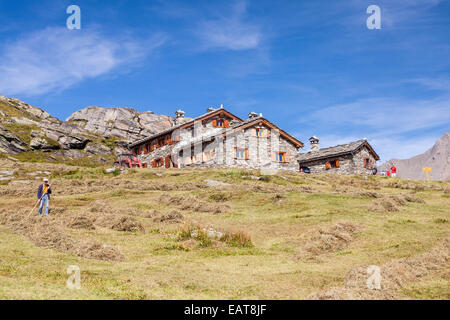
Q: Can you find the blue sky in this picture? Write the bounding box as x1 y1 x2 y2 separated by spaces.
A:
0 0 449 162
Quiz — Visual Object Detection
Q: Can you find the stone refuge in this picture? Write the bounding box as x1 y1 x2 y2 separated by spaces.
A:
129 106 304 170
297 137 380 174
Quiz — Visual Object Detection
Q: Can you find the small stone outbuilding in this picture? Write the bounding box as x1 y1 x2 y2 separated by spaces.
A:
297 137 380 175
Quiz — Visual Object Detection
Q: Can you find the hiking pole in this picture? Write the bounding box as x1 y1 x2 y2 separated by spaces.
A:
27 194 44 218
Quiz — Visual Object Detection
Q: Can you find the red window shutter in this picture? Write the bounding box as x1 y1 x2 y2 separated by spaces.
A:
325 162 330 170
165 156 171 168
244 149 249 160
224 120 230 128
336 160 340 168
152 160 156 168
212 119 217 127
284 153 289 163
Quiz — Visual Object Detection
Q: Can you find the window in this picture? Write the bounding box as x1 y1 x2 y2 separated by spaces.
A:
235 148 248 160
152 158 164 168
330 160 340 168
203 149 215 162
276 152 289 163
255 128 262 137
364 158 370 168
212 119 229 128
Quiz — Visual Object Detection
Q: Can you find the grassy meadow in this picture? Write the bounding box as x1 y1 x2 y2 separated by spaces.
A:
0 159 448 299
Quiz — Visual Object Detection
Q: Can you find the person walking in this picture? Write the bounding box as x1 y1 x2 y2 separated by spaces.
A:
37 178 52 215
390 164 397 178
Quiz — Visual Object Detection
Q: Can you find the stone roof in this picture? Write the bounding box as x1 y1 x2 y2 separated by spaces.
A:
129 108 239 148
297 139 379 163
129 109 303 149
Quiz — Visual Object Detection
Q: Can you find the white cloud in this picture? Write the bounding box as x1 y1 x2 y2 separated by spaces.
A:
296 94 449 161
307 133 440 162
304 96 450 136
0 27 165 96
196 1 261 51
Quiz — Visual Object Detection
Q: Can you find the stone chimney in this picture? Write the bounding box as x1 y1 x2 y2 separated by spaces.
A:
309 136 320 152
248 112 258 119
174 109 185 125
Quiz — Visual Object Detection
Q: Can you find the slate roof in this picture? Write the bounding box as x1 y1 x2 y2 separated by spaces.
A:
297 139 379 163
129 109 303 149
129 108 239 148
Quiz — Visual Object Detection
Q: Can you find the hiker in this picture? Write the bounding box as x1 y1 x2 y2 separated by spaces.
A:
37 178 52 215
390 164 397 177
386 169 390 177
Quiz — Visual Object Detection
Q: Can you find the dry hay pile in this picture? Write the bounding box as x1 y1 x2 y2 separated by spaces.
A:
153 210 184 223
0 211 123 261
368 198 399 213
308 237 449 300
94 214 145 233
67 216 95 230
110 216 145 232
299 221 363 259
368 194 425 213
86 200 146 232
384 180 442 192
242 182 303 194
116 179 206 192
357 190 381 198
159 194 231 214
88 200 152 218
330 184 374 197
0 181 36 196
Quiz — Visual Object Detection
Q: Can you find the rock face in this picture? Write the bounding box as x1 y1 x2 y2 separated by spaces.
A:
66 106 174 141
0 94 175 162
0 125 27 154
379 132 450 181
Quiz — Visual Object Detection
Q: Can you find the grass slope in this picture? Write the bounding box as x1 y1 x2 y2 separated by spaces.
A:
0 159 448 299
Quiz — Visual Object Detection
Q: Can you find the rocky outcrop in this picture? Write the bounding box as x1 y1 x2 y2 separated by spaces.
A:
29 137 57 150
84 142 111 155
66 106 174 141
379 132 450 181
0 125 28 154
0 94 176 161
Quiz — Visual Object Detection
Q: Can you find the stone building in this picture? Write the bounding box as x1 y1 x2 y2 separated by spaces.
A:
128 106 304 170
297 137 380 175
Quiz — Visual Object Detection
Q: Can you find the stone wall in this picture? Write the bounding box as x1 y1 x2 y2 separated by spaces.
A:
179 124 299 171
136 121 301 171
298 146 377 175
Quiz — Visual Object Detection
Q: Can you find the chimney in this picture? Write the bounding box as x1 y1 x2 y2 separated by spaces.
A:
174 109 185 125
248 112 258 119
309 136 320 152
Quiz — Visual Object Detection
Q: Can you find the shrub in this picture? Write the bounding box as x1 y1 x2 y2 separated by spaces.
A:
220 231 253 248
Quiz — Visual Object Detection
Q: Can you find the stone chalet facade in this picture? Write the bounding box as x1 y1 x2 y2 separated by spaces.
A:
297 137 380 175
128 107 304 171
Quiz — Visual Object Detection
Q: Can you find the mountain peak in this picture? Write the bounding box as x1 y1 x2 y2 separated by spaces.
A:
380 132 450 181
